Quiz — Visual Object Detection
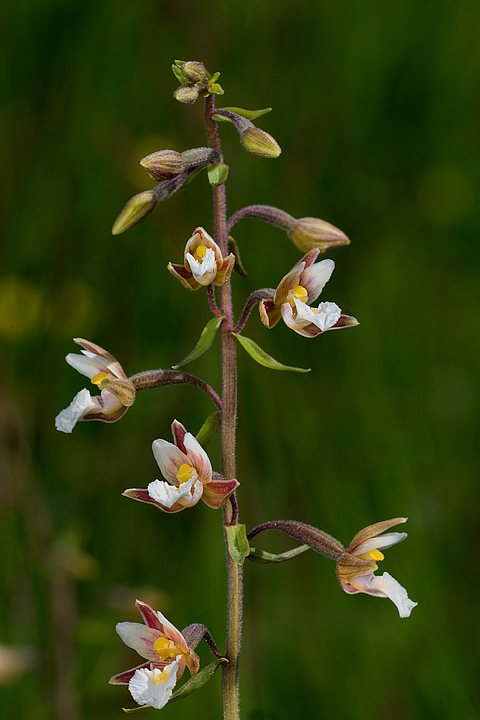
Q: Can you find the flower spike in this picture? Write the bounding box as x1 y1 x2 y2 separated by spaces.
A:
55 339 135 433
123 420 239 513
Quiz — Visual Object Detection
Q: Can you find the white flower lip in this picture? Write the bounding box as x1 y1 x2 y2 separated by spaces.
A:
185 248 217 285
128 661 179 709
147 475 200 508
55 388 99 433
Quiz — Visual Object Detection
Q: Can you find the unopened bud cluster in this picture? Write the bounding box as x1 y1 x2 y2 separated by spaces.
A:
172 60 224 105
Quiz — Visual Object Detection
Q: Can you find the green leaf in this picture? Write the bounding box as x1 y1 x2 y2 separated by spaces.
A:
207 163 229 186
173 316 225 368
228 236 248 278
233 333 311 373
122 704 151 713
196 411 221 446
168 658 227 704
247 544 311 564
224 524 250 566
220 106 272 120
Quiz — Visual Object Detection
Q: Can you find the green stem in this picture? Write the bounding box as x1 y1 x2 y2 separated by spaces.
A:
205 94 242 720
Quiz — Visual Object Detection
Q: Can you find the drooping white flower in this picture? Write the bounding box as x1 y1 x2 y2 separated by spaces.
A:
55 339 134 433
336 518 417 618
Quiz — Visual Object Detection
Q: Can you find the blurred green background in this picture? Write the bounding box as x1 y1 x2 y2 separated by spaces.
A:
1 0 479 718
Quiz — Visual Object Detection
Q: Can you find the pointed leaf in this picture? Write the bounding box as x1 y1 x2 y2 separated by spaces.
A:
171 64 187 84
122 704 151 713
168 658 227 704
247 544 311 564
233 333 311 373
173 316 225 368
224 524 250 566
220 106 272 120
196 411 221 447
228 236 248 278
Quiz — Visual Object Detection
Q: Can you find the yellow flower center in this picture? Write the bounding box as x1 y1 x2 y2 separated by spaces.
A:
288 286 312 317
194 244 208 263
358 548 385 562
153 636 177 661
153 668 170 684
177 463 197 485
91 372 109 387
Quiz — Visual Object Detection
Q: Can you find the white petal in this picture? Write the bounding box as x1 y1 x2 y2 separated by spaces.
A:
358 572 417 618
129 662 179 709
65 352 107 379
147 476 198 508
380 572 418 618
291 298 318 329
185 248 217 285
313 302 341 331
55 389 99 433
355 532 408 555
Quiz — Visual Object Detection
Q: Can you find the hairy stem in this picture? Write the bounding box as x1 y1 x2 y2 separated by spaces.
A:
205 94 242 720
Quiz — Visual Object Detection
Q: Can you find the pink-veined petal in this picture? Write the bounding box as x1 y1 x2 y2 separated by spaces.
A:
152 439 189 485
115 622 160 661
300 258 335 302
171 420 187 452
182 433 212 484
273 262 306 305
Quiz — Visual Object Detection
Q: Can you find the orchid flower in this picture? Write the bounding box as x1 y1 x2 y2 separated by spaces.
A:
55 338 135 433
259 249 358 338
109 599 199 709
336 518 417 618
168 227 235 290
123 420 239 512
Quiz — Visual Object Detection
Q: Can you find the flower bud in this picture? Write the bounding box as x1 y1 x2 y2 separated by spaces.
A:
140 150 185 181
241 127 281 158
181 147 220 168
111 191 157 235
288 217 350 253
174 84 199 104
180 61 207 83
